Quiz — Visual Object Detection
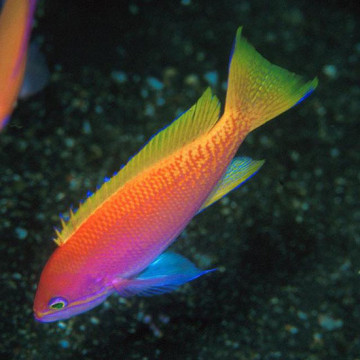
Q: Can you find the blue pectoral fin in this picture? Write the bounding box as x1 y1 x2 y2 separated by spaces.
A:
112 252 215 297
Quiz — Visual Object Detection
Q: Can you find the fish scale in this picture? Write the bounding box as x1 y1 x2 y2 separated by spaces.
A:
55 119 249 280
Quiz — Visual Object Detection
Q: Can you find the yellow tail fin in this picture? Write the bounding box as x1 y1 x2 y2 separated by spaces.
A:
225 27 318 132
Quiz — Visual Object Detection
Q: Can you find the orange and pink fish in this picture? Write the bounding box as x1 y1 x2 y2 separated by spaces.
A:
34 27 317 322
0 0 47 130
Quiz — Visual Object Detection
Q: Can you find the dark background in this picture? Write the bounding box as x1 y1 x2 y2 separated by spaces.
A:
0 0 359 359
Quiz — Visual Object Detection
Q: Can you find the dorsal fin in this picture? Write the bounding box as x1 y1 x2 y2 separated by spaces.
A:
113 88 220 188
55 88 221 246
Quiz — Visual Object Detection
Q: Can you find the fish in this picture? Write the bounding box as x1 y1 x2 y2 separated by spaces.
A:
0 0 37 130
33 27 317 322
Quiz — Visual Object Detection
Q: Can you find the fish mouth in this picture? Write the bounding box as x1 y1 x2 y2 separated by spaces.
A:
34 310 71 323
33 309 74 323
33 290 112 323
34 310 47 322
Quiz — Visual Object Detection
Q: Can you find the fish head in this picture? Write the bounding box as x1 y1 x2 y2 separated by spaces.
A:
33 246 111 322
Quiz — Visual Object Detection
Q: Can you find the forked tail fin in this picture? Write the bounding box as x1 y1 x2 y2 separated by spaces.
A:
224 27 318 132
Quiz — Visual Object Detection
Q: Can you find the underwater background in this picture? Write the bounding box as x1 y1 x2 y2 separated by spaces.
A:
0 0 359 359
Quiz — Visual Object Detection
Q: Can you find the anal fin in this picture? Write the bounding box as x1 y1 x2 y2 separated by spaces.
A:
112 252 214 297
198 156 264 212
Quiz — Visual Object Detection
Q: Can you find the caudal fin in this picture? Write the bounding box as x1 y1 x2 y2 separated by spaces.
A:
225 27 318 132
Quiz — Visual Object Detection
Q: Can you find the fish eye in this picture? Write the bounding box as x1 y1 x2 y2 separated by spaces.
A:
48 297 68 310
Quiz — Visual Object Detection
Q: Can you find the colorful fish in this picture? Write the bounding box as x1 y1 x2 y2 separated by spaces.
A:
0 0 37 130
33 27 317 322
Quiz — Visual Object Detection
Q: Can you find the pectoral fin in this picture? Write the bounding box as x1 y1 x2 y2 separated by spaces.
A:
112 252 215 297
199 156 264 212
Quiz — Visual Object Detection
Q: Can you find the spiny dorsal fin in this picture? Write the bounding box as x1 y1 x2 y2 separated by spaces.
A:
55 88 221 246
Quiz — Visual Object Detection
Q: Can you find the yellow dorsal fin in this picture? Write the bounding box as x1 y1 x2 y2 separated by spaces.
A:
198 157 264 213
115 87 220 187
55 88 221 246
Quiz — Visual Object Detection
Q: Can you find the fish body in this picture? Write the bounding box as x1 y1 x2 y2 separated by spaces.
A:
34 28 317 322
0 0 37 130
